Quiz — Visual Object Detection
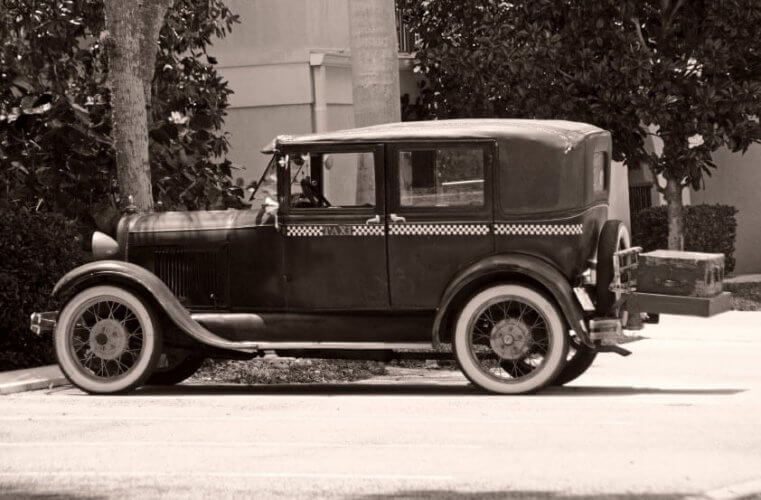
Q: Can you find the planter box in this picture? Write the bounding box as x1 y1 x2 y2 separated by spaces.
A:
637 250 724 297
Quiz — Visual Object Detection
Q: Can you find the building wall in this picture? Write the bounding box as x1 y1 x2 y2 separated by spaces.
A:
224 104 314 180
691 145 761 274
209 0 418 187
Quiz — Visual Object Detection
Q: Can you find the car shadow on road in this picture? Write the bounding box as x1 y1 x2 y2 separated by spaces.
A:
359 490 689 500
126 382 745 398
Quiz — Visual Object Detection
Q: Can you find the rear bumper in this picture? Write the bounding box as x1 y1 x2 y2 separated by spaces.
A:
30 311 58 335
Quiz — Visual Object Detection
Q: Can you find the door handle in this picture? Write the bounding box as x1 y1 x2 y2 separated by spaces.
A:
389 213 406 224
365 214 381 225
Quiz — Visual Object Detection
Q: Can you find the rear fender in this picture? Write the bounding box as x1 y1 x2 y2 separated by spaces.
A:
52 260 253 352
433 254 591 347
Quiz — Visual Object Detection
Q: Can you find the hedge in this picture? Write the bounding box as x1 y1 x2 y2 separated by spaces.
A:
632 204 738 273
0 206 84 371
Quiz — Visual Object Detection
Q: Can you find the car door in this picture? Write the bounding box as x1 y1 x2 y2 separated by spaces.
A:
386 141 496 309
281 143 389 310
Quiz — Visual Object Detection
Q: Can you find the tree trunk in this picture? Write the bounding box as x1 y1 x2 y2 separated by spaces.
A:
349 0 401 204
664 176 685 250
104 0 173 213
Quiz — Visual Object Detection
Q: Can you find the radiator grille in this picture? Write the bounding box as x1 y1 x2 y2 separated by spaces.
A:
154 247 228 308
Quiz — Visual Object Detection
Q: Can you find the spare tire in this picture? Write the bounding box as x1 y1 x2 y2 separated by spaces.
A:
595 220 630 317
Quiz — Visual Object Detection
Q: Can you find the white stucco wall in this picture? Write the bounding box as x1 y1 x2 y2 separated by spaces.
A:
208 0 419 186
691 145 761 274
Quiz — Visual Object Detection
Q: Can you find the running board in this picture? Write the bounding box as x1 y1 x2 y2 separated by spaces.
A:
255 341 433 350
189 312 434 352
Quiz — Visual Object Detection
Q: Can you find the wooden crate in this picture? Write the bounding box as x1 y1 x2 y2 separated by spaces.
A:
636 250 724 297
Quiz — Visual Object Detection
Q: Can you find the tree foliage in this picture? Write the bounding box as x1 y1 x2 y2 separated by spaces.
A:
400 0 761 247
0 0 243 234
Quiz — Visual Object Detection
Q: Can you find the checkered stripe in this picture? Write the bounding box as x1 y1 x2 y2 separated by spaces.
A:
389 224 491 236
351 225 385 236
494 223 584 236
285 225 324 237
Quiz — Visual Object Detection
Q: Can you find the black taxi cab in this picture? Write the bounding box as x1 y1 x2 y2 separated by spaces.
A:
30 119 729 395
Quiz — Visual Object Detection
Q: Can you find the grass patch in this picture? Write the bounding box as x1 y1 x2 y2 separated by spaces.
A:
725 281 761 311
190 358 387 385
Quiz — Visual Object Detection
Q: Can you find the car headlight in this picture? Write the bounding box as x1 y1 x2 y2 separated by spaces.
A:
91 231 120 260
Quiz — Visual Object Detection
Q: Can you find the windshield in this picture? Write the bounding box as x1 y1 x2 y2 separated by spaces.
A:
250 153 313 208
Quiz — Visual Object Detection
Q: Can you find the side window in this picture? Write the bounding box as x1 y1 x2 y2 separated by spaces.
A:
289 151 375 209
398 147 485 207
593 151 609 198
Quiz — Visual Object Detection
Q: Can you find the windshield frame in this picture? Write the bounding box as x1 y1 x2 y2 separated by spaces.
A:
249 154 279 207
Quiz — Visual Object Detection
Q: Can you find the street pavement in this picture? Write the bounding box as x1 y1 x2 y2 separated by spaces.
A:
1 311 760 499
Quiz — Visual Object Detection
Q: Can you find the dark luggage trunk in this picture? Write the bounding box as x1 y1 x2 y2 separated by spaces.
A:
636 250 724 297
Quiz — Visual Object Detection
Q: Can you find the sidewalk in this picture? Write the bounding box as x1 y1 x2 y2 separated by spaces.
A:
0 365 67 395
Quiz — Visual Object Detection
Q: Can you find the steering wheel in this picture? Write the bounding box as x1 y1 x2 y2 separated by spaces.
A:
300 177 331 208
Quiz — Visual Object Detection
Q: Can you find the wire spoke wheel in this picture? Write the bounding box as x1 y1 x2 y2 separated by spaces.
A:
454 285 569 395
469 297 550 382
55 286 162 394
69 298 145 380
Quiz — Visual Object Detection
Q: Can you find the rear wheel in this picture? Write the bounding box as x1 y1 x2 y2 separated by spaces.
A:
552 333 597 386
453 284 569 395
147 352 205 386
54 285 162 394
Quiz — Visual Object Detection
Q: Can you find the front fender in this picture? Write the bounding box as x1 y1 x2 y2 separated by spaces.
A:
53 261 253 352
433 253 590 347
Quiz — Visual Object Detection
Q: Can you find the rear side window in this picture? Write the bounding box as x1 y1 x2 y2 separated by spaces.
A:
593 151 609 198
398 147 485 207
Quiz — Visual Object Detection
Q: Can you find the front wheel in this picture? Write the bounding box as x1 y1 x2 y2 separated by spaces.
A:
54 285 162 394
453 284 569 395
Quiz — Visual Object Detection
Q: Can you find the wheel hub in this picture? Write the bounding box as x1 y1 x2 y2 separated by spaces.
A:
490 319 532 359
89 319 128 360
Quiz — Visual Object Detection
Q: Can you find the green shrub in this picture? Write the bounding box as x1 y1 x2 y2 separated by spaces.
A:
632 204 738 273
0 206 84 371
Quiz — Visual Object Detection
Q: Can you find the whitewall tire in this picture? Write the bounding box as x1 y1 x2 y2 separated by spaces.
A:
453 284 569 395
54 285 162 394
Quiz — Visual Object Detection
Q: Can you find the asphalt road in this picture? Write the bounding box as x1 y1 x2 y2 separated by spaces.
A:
1 311 760 499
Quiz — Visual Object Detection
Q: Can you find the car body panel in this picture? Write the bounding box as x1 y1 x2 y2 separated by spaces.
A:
385 140 497 309
279 143 389 310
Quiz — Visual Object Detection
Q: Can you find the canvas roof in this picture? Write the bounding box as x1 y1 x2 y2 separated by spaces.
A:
262 119 608 154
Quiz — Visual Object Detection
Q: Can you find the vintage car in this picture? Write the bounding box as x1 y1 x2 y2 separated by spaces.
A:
31 119 731 395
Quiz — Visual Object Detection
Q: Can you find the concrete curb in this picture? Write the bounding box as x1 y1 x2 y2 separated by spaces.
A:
725 273 761 284
0 365 68 395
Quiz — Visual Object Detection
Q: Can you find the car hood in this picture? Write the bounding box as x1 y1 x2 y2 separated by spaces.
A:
119 209 271 247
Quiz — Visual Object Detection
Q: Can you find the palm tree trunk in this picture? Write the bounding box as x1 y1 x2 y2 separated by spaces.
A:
349 0 401 204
